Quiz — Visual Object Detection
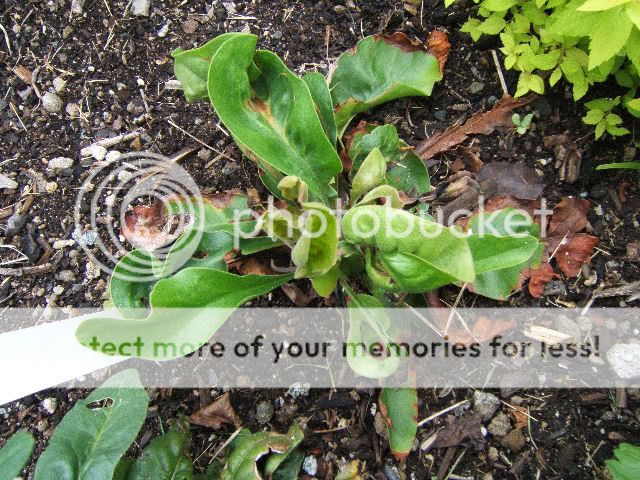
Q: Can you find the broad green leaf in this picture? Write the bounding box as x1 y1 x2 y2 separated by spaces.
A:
549 1 598 36
114 458 134 480
346 294 400 379
349 125 401 176
356 185 406 209
467 234 539 274
626 98 640 111
588 7 632 69
379 387 418 460
482 0 517 11
277 176 309 203
627 2 640 28
583 108 605 124
110 250 158 315
549 67 563 86
311 264 341 297
578 0 630 11
172 33 243 102
221 425 304 480
128 430 193 480
606 443 640 480
207 34 341 202
272 449 305 480
77 270 293 360
239 236 282 255
291 202 339 278
0 431 35 480
627 29 640 72
595 120 607 139
386 150 431 196
303 72 337 147
330 33 443 131
342 206 475 292
34 370 148 480
478 13 507 34
351 148 387 200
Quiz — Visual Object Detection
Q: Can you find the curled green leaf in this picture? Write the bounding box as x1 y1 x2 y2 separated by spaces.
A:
0 431 35 480
291 202 339 279
350 148 387 200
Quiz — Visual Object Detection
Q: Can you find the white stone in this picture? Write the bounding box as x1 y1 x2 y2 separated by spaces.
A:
117 170 133 183
131 0 150 16
106 150 122 162
607 344 640 379
90 144 107 161
45 181 58 193
302 456 317 476
47 156 74 172
42 92 63 112
58 270 76 282
105 194 116 207
41 398 57 414
53 76 67 93
86 261 102 280
0 173 18 189
53 285 65 295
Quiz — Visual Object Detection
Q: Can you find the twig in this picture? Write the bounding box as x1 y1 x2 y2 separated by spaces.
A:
0 22 11 55
166 119 235 161
491 49 509 97
418 399 470 427
208 428 242 463
0 263 54 277
9 102 27 131
80 130 141 157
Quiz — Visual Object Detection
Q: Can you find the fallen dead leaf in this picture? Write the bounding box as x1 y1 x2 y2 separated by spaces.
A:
232 257 274 275
427 30 450 73
445 316 517 344
281 282 316 306
431 414 485 450
190 392 241 430
555 234 599 277
451 145 483 173
511 406 529 431
543 133 582 184
548 197 590 238
415 95 535 161
122 203 182 251
524 263 558 298
477 161 545 200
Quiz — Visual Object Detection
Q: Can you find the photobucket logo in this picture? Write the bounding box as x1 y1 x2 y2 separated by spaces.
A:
73 151 204 282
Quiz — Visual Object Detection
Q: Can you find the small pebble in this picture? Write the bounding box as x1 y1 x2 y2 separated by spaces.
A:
105 194 117 207
90 144 107 161
57 270 76 282
302 456 318 476
131 0 150 16
53 77 67 93
45 181 58 193
287 382 310 399
106 150 122 163
333 5 347 14
41 398 57 415
42 92 63 113
117 170 133 183
501 428 526 452
0 174 18 190
255 401 274 424
488 412 511 437
66 102 80 117
468 81 485 95
53 285 65 295
47 157 74 175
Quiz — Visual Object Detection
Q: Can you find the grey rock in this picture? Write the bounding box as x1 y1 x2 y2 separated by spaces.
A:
57 270 76 283
53 77 66 93
41 397 57 414
272 30 283 40
384 464 401 480
607 344 640 379
131 0 150 16
488 412 511 437
72 228 97 247
4 212 28 237
71 0 84 14
255 401 274 424
90 144 107 161
434 110 447 121
501 428 526 452
47 156 74 175
468 81 485 95
302 456 317 476
473 391 501 421
42 92 63 113
333 5 347 14
543 280 566 296
0 173 18 190
287 382 310 399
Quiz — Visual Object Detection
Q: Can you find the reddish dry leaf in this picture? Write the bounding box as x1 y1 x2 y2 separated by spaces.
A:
190 392 241 430
456 195 541 231
524 263 558 298
445 316 516 344
206 188 245 209
548 197 590 237
555 235 599 277
122 203 181 251
427 30 450 73
451 145 483 173
431 414 485 450
415 95 535 161
511 406 529 430
618 181 631 204
232 257 274 275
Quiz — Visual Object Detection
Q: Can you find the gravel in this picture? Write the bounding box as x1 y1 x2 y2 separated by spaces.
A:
607 343 640 379
473 391 501 421
131 0 151 17
488 412 511 437
41 92 63 113
501 428 526 452
255 401 274 424
47 157 74 175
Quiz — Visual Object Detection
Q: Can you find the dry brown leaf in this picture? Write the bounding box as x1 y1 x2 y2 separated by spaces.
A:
122 203 181 251
445 316 516 344
524 263 558 298
190 392 241 430
511 406 529 430
548 197 590 238
232 257 274 276
427 30 450 73
451 145 483 173
281 282 316 306
555 235 599 277
415 95 535 161
478 161 545 200
431 414 485 450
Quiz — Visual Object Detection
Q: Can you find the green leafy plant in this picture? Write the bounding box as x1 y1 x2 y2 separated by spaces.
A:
2 370 305 479
512 112 533 134
606 443 640 480
583 97 630 139
448 0 640 138
75 31 542 461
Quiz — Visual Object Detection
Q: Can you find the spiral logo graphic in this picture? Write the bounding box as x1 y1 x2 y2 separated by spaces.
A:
74 151 204 282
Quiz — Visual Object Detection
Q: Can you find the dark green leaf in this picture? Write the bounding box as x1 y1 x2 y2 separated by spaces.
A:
207 34 342 202
128 430 194 480
0 431 35 480
34 370 148 480
303 72 338 147
379 387 418 461
110 250 158 314
331 33 443 131
607 443 640 480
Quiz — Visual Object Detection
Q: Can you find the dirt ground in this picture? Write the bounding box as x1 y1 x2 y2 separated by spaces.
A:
1 0 640 478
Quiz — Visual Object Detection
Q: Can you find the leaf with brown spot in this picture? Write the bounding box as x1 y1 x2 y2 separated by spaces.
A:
122 203 182 251
415 96 535 161
190 392 241 430
555 235 599 277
